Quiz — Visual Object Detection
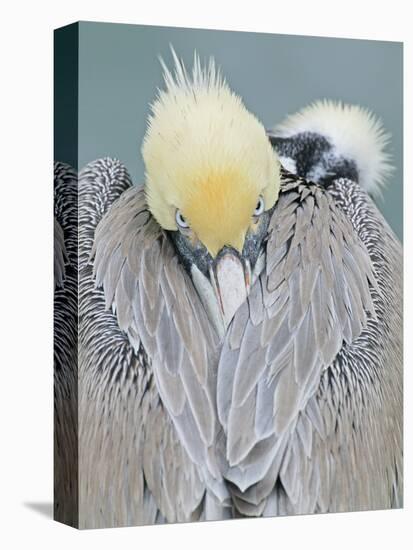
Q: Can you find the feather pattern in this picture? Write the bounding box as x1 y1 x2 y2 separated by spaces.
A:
54 162 79 526
269 100 393 195
217 168 383 510
90 166 229 505
77 159 210 527
71 155 402 524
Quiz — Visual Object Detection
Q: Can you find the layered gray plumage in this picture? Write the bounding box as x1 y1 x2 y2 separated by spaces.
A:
74 135 402 526
54 162 79 526
78 160 215 527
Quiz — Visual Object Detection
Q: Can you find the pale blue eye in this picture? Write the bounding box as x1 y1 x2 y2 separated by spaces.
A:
254 196 265 216
176 210 189 229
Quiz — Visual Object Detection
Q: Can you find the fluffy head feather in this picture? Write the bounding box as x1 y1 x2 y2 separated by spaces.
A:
142 50 280 257
274 100 393 195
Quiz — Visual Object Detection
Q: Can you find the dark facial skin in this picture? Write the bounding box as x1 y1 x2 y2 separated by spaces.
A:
168 209 272 281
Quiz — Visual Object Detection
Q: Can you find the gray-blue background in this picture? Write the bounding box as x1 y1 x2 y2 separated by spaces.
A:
78 22 403 239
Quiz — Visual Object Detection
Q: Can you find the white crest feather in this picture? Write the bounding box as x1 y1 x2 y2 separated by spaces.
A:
274 100 393 195
158 46 224 96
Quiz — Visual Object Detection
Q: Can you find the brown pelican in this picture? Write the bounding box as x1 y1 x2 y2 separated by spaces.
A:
55 52 402 528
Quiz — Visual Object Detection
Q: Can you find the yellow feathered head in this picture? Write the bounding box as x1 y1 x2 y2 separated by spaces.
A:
142 50 280 257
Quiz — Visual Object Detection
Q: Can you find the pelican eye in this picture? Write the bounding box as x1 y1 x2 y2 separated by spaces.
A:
176 209 190 229
254 196 265 217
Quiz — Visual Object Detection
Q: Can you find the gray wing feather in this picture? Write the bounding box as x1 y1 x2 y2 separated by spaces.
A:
217 170 377 506
78 158 207 527
92 177 228 503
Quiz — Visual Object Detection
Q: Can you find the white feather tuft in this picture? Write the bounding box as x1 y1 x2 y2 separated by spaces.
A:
158 46 224 97
274 100 393 195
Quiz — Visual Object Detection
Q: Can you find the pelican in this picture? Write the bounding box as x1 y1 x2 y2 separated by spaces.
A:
57 52 402 528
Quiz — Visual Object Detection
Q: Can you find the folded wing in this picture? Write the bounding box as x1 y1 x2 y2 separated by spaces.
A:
90 160 229 508
217 170 378 512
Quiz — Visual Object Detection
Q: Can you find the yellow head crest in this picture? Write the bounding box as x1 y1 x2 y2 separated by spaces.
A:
142 50 280 257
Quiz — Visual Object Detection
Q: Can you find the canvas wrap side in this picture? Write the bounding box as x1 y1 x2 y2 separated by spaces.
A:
54 22 79 528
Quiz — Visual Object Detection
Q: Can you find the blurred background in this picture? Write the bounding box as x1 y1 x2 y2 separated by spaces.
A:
75 22 403 239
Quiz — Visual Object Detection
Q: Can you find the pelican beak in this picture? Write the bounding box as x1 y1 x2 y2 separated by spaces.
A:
210 248 251 327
